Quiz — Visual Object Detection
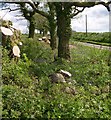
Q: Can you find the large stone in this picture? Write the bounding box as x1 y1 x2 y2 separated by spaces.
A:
49 73 66 83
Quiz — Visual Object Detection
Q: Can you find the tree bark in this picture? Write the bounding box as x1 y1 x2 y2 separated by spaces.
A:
48 3 57 50
56 4 72 60
2 33 7 47
48 18 57 50
28 17 35 38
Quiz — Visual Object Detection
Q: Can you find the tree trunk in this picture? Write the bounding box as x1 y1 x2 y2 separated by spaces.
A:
48 3 57 50
28 17 35 38
40 30 42 34
56 4 72 60
48 18 57 50
2 33 7 47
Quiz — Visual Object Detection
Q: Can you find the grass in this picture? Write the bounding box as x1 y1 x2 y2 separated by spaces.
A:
77 40 111 46
84 41 111 46
70 42 110 82
2 34 111 118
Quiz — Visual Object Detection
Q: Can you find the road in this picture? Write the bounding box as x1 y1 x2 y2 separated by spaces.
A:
74 42 111 51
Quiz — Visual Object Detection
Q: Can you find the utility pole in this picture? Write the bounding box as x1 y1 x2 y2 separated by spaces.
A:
85 15 87 36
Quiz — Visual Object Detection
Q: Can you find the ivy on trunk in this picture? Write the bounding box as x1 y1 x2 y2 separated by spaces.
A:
28 17 35 38
48 3 57 50
48 17 56 50
56 3 72 60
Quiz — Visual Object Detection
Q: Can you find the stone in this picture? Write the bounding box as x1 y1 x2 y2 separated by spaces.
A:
68 82 72 85
46 40 50 44
42 36 47 41
60 70 72 78
42 36 50 44
19 42 22 46
38 38 42 41
101 85 109 93
49 73 66 83
65 87 71 94
65 86 76 95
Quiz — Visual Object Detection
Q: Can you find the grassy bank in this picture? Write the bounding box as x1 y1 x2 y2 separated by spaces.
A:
2 35 111 119
71 32 111 46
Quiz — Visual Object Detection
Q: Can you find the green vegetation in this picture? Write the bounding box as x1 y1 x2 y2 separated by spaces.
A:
71 32 111 46
2 34 111 119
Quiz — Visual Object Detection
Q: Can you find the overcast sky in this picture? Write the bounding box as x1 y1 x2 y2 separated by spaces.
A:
71 5 109 32
0 4 110 33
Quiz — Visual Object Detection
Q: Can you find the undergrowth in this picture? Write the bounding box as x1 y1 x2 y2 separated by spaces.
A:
2 35 111 119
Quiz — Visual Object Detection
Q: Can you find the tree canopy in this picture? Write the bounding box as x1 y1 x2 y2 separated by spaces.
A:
1 1 111 59
34 13 49 35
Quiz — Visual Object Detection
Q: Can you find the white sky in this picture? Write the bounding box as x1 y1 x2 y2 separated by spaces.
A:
0 4 110 33
71 5 109 32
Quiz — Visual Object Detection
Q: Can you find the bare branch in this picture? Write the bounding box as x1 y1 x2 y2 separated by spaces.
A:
15 14 23 17
67 2 111 11
70 7 85 18
2 1 50 18
9 8 20 12
1 5 20 12
1 7 10 10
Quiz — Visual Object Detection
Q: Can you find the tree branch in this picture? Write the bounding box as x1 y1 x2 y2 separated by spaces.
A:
1 5 20 11
70 7 85 18
67 2 111 11
21 1 49 18
2 1 50 18
9 8 21 12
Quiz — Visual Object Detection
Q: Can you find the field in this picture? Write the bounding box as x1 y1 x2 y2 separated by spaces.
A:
71 32 111 46
1 34 111 118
